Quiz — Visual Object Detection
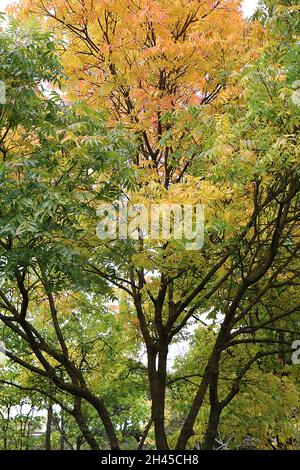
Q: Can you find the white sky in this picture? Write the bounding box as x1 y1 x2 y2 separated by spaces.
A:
0 0 13 9
243 0 259 16
0 0 259 17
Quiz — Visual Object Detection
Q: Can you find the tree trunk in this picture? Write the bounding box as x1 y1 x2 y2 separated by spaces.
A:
175 365 211 449
176 324 230 450
85 392 119 450
73 397 100 450
76 436 83 450
202 405 221 450
148 344 169 450
60 413 65 450
203 356 221 450
45 401 53 450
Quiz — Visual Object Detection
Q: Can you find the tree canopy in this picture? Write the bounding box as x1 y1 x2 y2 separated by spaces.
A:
0 0 299 451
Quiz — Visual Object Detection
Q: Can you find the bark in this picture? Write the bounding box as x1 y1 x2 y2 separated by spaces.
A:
202 402 221 450
45 401 53 451
176 325 229 449
60 413 65 451
202 360 221 450
84 392 119 450
137 415 153 450
73 397 100 451
147 343 169 450
175 366 210 449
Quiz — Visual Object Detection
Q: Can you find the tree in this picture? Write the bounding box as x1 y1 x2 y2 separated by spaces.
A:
16 0 265 449
3 0 299 450
171 321 300 449
0 369 44 450
170 0 300 449
20 0 263 185
0 17 138 450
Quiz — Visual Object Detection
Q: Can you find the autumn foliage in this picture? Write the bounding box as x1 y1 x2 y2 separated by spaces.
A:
0 0 299 453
